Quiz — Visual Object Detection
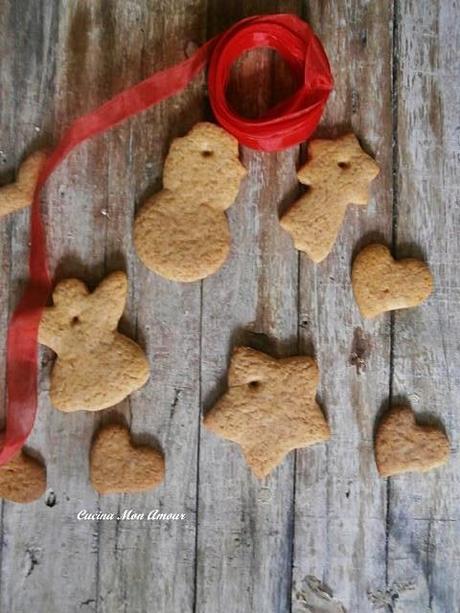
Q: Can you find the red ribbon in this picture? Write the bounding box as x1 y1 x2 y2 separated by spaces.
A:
1 13 332 465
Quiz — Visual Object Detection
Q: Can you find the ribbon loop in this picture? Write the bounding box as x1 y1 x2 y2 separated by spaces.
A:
208 14 333 150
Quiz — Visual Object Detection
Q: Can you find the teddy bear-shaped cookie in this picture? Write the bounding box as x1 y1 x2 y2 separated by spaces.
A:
280 133 380 263
134 122 247 282
38 271 150 412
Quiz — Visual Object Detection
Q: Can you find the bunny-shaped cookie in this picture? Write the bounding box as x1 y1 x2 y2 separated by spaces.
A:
39 271 150 412
134 122 247 282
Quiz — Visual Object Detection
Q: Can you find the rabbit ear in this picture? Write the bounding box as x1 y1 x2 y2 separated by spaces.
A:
90 271 128 330
52 278 89 311
38 279 89 352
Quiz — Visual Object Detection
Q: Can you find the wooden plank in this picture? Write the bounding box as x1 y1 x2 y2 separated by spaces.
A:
195 2 301 612
0 1 206 611
387 1 460 611
0 2 458 611
0 0 17 598
94 2 207 612
0 1 105 611
292 1 394 610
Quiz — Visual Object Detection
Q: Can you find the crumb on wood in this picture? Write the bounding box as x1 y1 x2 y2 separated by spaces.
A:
24 546 41 577
349 327 372 374
293 575 346 612
367 581 415 609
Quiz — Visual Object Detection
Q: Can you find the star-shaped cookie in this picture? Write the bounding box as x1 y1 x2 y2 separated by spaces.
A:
280 133 380 262
203 347 330 478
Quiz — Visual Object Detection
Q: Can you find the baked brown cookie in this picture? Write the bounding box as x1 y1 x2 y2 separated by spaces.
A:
39 271 150 412
280 133 379 262
90 423 165 494
352 243 433 318
0 450 46 503
134 122 247 282
203 347 330 478
0 151 47 218
375 406 449 477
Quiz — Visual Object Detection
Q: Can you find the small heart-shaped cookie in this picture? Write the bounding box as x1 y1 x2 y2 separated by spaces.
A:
0 450 46 503
375 406 449 477
90 423 165 494
352 243 433 318
0 151 47 218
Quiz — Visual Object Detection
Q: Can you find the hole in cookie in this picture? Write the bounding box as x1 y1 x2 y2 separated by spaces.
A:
71 316 80 326
338 161 351 170
248 381 260 390
298 183 311 196
201 150 213 158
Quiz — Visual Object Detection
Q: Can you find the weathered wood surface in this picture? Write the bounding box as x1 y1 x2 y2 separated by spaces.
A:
388 2 460 612
294 2 393 611
0 1 458 612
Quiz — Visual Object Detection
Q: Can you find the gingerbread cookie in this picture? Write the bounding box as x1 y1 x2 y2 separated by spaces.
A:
90 423 165 494
134 122 247 282
0 450 46 503
0 151 47 218
38 271 150 412
352 243 433 318
203 347 330 478
375 406 449 477
280 133 379 262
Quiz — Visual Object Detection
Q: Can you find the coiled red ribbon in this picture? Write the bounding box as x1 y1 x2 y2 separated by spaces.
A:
1 14 332 465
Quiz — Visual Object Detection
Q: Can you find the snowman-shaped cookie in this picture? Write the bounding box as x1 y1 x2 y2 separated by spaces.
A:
134 122 247 282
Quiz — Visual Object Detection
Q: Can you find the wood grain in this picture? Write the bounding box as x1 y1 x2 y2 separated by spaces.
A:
292 2 394 610
1 2 102 611
196 2 301 611
388 1 460 611
92 3 207 612
0 1 458 612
